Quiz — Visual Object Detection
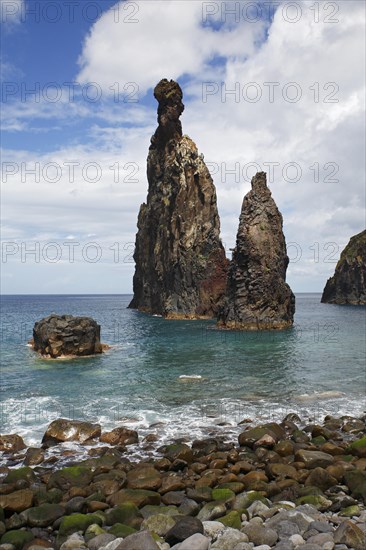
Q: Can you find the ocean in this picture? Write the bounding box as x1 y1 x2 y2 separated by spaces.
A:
1 293 365 463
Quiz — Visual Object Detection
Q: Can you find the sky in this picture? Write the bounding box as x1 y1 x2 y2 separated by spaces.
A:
1 0 365 294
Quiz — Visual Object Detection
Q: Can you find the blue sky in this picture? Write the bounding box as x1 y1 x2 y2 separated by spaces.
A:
1 0 365 294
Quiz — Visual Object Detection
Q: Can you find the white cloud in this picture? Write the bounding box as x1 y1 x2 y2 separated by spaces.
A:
1 0 365 294
77 0 266 95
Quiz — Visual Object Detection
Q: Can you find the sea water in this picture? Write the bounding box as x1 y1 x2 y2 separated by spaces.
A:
1 294 365 461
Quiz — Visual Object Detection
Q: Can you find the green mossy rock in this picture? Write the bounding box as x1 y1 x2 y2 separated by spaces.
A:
34 488 63 505
233 491 270 510
347 435 366 457
84 523 106 542
339 454 355 462
212 488 235 502
163 444 193 464
340 504 361 517
344 469 366 501
298 485 325 497
292 429 310 443
295 494 332 510
311 436 327 445
108 488 161 508
1 529 34 550
4 467 36 484
197 500 227 521
238 427 271 448
109 523 137 537
22 503 65 527
48 466 93 490
141 513 176 537
216 482 244 494
58 513 103 537
105 503 141 526
217 510 242 529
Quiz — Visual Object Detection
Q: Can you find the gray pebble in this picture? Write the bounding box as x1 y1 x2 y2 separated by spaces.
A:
276 520 300 539
309 520 334 533
87 534 116 550
178 534 210 550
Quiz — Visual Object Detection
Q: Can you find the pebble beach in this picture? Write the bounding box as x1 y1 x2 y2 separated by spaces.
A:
0 412 365 550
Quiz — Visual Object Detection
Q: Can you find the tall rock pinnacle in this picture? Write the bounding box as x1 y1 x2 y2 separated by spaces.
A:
129 79 228 318
218 172 295 329
321 229 366 304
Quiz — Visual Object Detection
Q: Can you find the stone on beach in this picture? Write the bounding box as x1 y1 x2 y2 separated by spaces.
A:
42 419 101 446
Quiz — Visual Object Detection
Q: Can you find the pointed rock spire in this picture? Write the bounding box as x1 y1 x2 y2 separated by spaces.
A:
218 172 295 329
129 79 228 318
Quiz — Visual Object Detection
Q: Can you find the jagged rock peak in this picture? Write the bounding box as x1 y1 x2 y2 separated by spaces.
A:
321 229 366 304
218 171 295 330
152 79 184 146
129 79 228 318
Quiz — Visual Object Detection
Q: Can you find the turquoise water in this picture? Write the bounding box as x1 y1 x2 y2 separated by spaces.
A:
0 294 365 458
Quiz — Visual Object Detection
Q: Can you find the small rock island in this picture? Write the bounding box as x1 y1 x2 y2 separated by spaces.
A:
129 79 228 319
31 315 106 358
218 172 295 329
321 229 366 304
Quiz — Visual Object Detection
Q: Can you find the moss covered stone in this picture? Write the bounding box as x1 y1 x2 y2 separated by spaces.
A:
340 504 361 517
211 488 235 502
58 513 103 537
34 488 63 505
4 466 36 484
141 514 176 537
217 510 242 529
344 469 366 500
233 491 270 510
105 503 141 527
108 488 161 508
22 503 64 527
311 436 327 446
216 482 244 494
348 435 366 457
163 443 193 464
48 466 93 490
295 494 332 510
1 529 34 550
84 523 106 541
109 523 137 537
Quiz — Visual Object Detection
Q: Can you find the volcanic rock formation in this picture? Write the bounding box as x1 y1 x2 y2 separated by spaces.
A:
218 172 295 329
129 79 228 318
321 229 366 304
31 314 105 358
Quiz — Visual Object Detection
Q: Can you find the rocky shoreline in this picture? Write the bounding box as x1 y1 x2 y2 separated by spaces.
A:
0 414 365 550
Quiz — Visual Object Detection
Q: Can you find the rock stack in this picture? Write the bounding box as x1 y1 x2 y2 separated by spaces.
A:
321 229 366 304
218 172 295 330
129 79 228 318
31 315 105 358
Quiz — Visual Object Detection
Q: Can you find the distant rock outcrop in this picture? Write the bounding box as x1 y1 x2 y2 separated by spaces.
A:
218 172 295 329
321 230 366 304
129 79 228 318
32 314 106 358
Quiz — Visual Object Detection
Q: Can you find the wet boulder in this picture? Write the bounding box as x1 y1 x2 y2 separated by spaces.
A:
31 314 105 358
